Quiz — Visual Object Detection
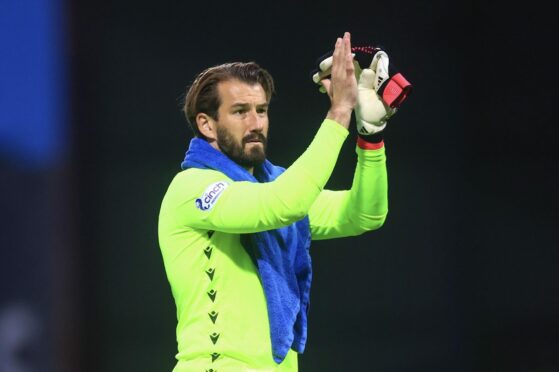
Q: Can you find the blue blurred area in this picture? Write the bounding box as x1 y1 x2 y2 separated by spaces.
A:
0 0 67 168
0 1 68 371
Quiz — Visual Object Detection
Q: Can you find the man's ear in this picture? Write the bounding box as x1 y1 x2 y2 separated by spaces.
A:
196 113 217 141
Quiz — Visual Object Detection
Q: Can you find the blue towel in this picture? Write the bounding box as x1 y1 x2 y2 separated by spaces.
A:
181 137 312 363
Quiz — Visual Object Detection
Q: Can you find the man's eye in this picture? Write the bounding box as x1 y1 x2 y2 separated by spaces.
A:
257 108 268 114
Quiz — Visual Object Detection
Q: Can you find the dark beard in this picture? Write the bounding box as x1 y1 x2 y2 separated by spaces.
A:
216 125 267 168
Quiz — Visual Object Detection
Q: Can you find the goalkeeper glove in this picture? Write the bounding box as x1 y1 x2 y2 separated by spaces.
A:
311 45 412 135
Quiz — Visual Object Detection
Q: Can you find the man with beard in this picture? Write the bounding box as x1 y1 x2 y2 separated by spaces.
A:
158 32 388 371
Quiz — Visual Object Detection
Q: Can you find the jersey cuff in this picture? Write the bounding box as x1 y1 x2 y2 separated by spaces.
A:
323 119 350 137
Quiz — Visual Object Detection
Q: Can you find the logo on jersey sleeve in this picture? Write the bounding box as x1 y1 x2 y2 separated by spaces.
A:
195 181 229 211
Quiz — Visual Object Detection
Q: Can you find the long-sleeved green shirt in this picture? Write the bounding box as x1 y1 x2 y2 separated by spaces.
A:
158 119 388 371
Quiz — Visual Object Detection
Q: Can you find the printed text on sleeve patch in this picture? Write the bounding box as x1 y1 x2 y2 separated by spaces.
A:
195 181 229 211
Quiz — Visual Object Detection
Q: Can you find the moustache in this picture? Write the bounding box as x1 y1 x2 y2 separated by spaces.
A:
242 133 267 145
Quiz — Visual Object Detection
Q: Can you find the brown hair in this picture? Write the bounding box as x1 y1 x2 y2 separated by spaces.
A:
183 62 275 137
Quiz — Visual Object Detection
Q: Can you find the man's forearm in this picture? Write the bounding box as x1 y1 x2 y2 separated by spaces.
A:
309 143 388 239
326 106 352 129
347 144 388 230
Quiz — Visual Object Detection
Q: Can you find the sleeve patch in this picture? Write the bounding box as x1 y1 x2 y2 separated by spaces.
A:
195 181 229 211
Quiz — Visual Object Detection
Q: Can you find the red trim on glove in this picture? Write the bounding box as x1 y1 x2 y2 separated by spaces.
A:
357 136 384 150
382 73 412 108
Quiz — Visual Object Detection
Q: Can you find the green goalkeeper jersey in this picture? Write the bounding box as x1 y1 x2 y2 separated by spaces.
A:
158 119 388 371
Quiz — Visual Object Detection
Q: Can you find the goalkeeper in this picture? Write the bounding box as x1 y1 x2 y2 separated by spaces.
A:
159 32 405 371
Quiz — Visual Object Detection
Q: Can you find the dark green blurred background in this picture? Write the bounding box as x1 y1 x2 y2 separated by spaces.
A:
1 0 557 371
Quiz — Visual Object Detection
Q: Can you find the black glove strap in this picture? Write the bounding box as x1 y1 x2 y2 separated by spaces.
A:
358 132 383 144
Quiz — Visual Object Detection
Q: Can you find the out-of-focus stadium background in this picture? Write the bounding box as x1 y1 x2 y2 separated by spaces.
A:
1 0 557 371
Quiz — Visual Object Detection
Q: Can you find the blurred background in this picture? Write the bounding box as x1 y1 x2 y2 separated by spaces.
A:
1 0 557 371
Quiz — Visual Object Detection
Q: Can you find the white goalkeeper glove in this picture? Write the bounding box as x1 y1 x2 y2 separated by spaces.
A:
354 50 394 135
311 45 412 136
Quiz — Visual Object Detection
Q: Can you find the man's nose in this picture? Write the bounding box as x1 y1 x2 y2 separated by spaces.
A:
247 110 264 131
